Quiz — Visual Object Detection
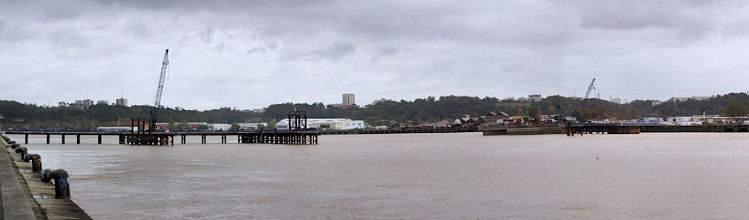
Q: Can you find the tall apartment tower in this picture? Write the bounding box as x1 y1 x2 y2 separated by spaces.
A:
342 93 355 106
116 98 128 106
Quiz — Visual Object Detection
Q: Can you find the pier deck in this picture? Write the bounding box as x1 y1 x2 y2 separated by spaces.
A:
4 129 319 145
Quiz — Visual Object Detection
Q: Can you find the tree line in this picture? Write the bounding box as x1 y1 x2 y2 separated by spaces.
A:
1 92 748 130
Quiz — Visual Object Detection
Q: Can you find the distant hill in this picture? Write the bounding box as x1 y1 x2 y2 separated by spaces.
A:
1 92 748 129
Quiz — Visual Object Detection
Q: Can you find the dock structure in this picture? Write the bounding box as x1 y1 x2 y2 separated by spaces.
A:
239 129 318 145
5 130 319 145
4 114 318 146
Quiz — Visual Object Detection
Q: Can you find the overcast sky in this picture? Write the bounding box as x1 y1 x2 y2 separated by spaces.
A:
2 0 749 110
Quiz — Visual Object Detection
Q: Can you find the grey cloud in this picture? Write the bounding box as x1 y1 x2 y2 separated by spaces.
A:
92 0 337 11
311 41 355 60
213 43 234 52
2 0 749 109
199 27 214 44
279 41 355 62
124 19 151 38
377 46 397 56
565 1 715 33
247 42 278 55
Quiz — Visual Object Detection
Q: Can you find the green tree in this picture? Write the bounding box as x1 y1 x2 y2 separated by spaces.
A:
726 100 747 118
167 119 176 131
527 106 540 122
177 119 190 131
229 123 240 131
196 124 209 131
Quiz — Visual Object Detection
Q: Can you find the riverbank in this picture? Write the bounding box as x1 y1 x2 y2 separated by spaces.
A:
1 135 91 219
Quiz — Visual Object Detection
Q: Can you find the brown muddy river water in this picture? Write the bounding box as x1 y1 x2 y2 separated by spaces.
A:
8 132 749 219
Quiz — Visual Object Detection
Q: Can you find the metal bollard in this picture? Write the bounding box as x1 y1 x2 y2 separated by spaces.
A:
41 169 53 182
23 154 42 172
40 169 70 199
15 147 27 159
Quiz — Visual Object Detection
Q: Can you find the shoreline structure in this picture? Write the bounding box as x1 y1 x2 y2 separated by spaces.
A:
1 134 91 220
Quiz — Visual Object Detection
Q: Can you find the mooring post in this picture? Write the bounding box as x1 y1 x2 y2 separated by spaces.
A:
98 134 102 144
259 128 263 144
47 134 50 144
15 147 27 160
41 169 70 199
25 134 28 144
62 134 65 144
24 154 42 172
76 134 81 144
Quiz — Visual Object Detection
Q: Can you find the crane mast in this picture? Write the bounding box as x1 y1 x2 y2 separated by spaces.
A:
584 78 596 100
149 49 169 133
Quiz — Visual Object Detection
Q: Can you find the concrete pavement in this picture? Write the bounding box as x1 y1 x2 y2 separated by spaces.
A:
0 137 35 220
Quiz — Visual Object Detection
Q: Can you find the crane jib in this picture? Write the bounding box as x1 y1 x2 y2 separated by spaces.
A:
150 49 169 132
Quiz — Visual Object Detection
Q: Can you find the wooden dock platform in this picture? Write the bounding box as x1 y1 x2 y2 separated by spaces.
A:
4 129 319 145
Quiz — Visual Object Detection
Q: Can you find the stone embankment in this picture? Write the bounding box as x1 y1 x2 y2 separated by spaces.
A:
1 134 90 220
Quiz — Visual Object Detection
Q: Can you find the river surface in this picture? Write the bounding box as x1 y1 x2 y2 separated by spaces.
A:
7 132 749 219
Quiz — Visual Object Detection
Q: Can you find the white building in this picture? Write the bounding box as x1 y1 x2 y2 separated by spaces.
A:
207 123 232 131
238 123 268 130
276 118 365 130
97 100 109 105
612 97 622 104
116 98 128 106
528 94 542 102
97 126 136 132
72 99 94 109
670 96 713 102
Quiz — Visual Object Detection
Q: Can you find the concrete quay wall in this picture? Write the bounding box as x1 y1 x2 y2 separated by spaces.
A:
1 135 91 219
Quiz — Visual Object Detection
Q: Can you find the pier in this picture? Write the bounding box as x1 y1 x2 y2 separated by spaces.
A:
4 130 319 145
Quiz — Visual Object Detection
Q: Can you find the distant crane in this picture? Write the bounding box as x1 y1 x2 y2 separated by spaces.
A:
584 78 596 100
512 100 523 124
149 49 169 133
